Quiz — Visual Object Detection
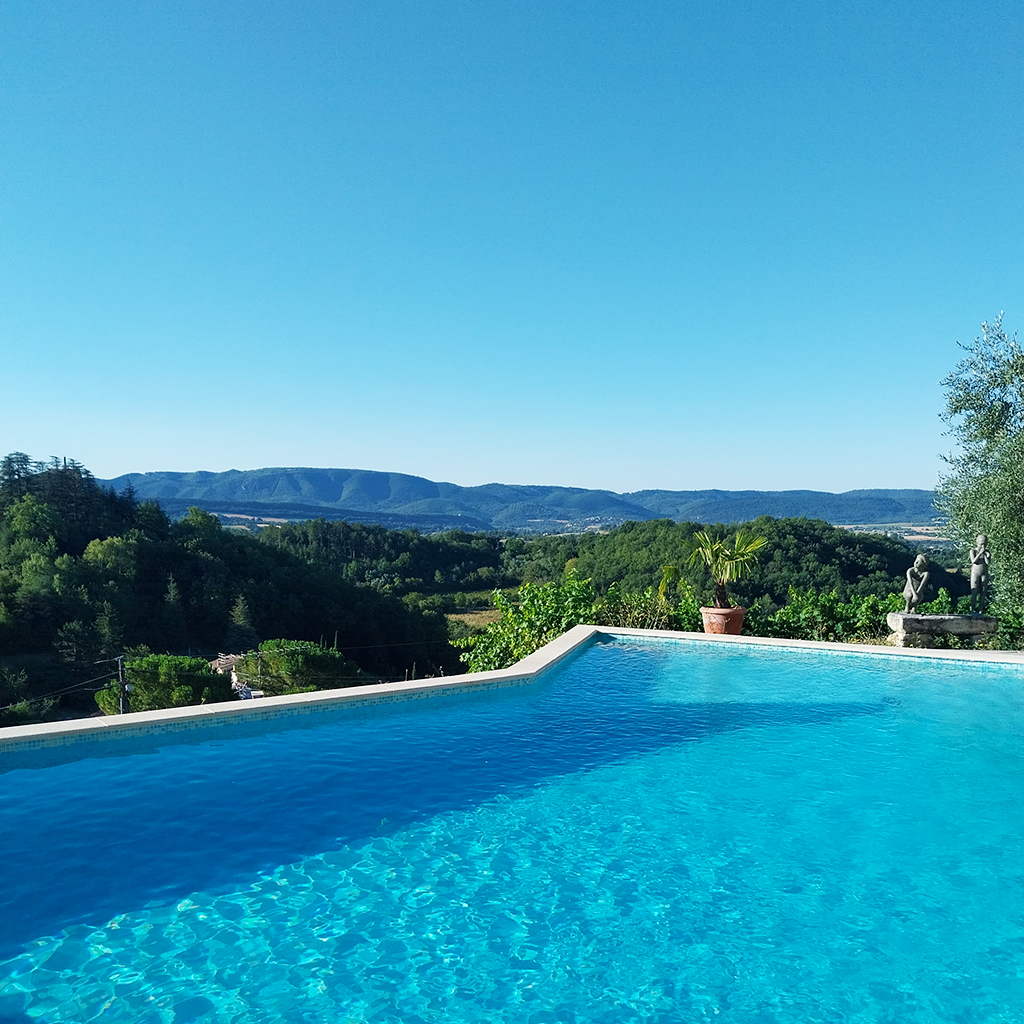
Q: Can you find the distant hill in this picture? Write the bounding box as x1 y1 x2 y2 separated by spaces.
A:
101 467 939 533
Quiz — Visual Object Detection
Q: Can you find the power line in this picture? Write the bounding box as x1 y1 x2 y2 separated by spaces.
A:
0 671 115 712
333 638 460 651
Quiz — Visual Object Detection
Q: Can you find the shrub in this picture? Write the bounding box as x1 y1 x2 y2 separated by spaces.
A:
95 654 230 715
744 587 904 643
455 569 597 672
234 639 371 695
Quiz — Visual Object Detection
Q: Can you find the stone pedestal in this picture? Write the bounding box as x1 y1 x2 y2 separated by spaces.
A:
886 612 999 648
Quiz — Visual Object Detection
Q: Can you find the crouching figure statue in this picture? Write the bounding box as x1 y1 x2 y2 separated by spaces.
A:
903 554 930 614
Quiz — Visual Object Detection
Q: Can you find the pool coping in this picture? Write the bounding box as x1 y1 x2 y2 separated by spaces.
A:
3 625 1024 753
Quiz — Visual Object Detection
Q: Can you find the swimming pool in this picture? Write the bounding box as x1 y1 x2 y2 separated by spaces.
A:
3 633 1024 1022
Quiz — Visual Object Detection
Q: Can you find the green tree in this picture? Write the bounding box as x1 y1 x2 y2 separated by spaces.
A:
939 313 1024 612
234 639 371 695
135 500 171 541
94 600 124 659
54 618 98 666
223 594 259 653
82 534 138 581
161 574 188 652
95 654 231 714
0 453 35 506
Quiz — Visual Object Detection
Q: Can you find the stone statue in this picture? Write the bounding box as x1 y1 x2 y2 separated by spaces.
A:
903 554 930 613
969 534 991 614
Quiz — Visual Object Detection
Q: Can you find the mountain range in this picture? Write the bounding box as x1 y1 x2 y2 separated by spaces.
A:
102 467 940 534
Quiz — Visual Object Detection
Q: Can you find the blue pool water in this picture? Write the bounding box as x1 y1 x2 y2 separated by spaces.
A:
3 637 1024 1023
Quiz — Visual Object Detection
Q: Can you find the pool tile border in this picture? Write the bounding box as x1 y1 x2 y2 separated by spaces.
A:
3 625 1023 754
600 627 1024 664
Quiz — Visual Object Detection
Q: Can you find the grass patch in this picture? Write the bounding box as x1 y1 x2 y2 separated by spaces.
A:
446 609 503 628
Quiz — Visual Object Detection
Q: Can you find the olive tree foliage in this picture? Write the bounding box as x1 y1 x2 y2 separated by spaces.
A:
938 313 1024 612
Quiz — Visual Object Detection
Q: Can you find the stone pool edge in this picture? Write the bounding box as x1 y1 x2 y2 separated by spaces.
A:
0 624 603 753
3 626 1024 753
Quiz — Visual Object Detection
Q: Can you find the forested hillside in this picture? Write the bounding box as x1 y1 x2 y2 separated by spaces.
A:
261 520 516 596
258 512 964 615
0 455 454 723
506 516 954 610
499 520 946 606
104 466 938 532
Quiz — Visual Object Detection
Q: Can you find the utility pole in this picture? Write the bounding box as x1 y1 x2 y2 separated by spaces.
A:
117 655 130 714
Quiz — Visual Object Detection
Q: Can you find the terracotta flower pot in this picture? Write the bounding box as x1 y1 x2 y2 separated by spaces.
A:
700 605 746 635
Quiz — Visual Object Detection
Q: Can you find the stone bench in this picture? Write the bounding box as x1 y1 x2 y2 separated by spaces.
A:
886 612 999 648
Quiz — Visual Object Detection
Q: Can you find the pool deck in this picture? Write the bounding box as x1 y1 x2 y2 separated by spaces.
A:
3 626 1024 754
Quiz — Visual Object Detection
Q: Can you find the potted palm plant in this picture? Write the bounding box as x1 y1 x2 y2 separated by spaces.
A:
687 529 767 634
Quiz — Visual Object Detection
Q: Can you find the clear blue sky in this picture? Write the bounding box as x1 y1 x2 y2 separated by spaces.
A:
2 0 1021 493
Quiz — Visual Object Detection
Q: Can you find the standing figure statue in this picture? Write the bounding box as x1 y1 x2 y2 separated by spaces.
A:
969 534 991 614
903 554 930 613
